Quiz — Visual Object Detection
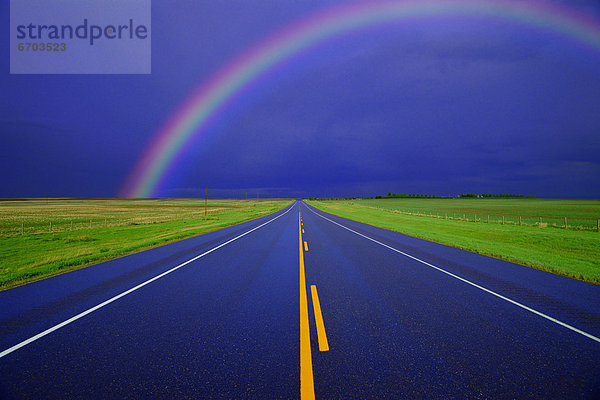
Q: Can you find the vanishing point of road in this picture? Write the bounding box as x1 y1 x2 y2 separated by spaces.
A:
1 201 599 398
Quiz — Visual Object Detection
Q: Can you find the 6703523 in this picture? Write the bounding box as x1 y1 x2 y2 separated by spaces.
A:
17 42 66 51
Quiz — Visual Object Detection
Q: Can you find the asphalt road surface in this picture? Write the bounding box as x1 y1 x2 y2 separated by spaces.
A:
1 201 599 399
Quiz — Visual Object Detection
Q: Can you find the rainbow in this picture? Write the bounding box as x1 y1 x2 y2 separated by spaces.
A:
120 0 600 198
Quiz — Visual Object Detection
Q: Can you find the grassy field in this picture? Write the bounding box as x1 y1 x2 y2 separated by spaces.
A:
0 198 292 290
355 198 600 230
306 198 600 284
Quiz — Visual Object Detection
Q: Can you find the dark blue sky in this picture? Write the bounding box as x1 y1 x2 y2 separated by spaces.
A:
2 0 599 198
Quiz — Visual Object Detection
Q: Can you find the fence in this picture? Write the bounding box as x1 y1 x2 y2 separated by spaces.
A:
1 209 226 237
346 203 600 232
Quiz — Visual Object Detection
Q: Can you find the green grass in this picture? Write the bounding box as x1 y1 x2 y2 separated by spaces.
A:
357 198 600 230
0 198 292 290
306 199 600 284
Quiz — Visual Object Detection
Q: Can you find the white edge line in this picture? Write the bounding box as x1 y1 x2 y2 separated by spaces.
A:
304 203 600 344
0 202 296 359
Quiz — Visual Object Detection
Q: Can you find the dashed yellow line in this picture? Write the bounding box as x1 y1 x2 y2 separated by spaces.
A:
304 241 308 251
310 285 329 352
299 212 315 399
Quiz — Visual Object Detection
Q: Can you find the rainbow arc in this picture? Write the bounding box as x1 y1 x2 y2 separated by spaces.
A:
119 0 600 198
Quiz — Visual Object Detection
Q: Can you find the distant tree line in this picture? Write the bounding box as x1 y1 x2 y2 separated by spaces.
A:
376 192 537 199
375 193 452 199
307 193 537 200
459 193 537 199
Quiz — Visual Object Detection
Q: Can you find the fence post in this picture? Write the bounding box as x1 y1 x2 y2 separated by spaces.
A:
502 216 505 225
519 216 522 226
21 223 23 235
564 217 567 229
474 214 476 222
539 217 542 226
487 215 489 223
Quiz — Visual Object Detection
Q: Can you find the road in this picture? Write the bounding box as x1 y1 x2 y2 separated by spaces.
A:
1 201 599 398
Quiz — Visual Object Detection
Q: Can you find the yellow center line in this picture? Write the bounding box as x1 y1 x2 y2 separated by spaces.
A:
310 285 329 352
304 241 308 251
299 212 315 399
